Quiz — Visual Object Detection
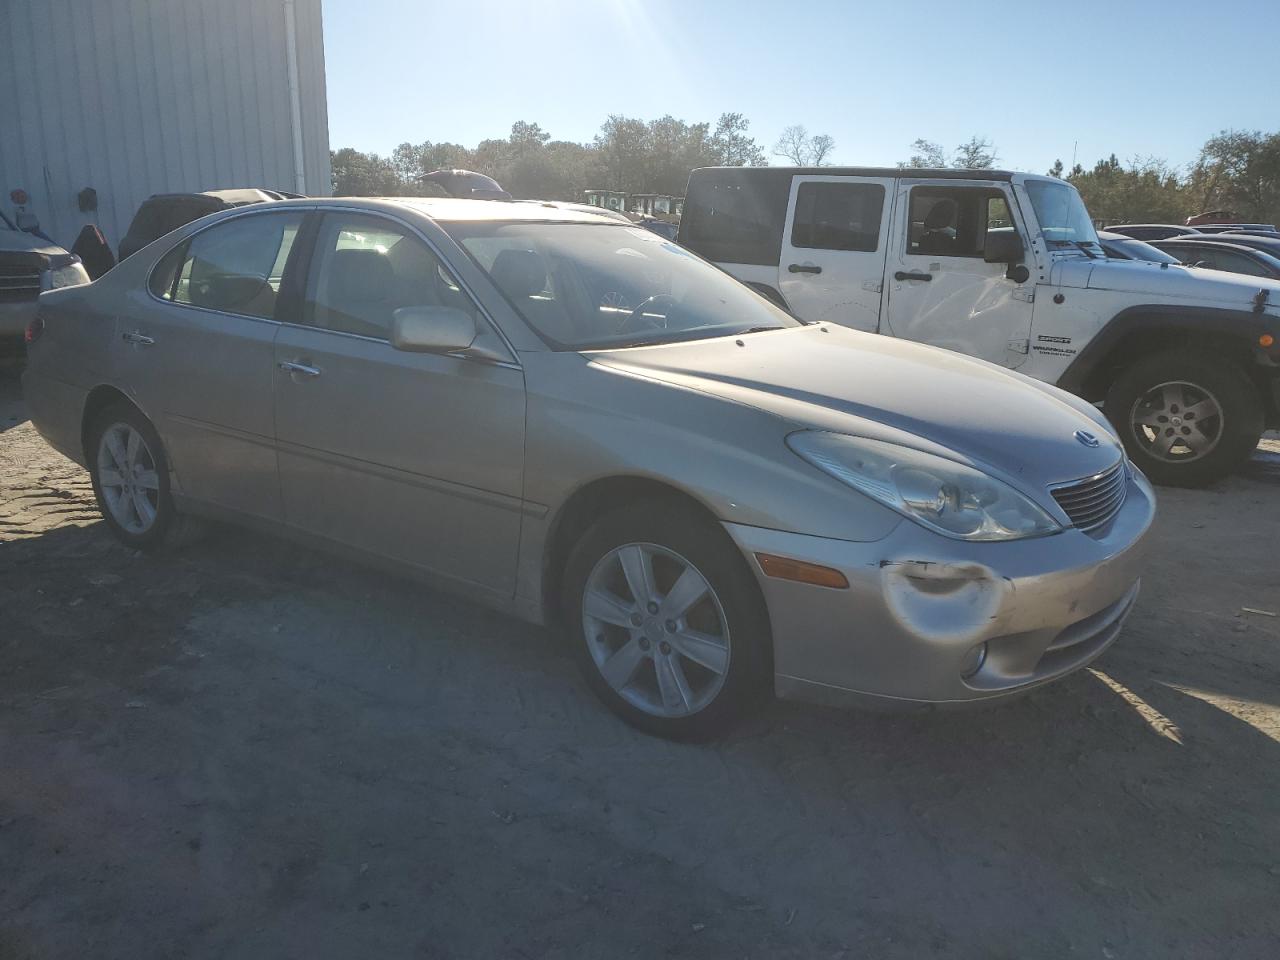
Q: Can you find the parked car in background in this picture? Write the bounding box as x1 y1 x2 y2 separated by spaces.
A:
679 166 1280 486
1 209 89 340
1170 231 1280 260
21 197 1154 738
1190 224 1278 235
636 217 680 241
118 188 298 261
1097 230 1180 264
1150 239 1280 280
1105 224 1203 241
418 169 511 200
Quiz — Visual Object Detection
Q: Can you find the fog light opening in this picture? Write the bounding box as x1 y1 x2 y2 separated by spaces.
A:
961 642 988 679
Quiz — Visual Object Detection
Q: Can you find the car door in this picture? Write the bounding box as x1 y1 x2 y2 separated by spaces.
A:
118 209 305 519
272 210 526 597
777 175 892 332
882 181 1034 367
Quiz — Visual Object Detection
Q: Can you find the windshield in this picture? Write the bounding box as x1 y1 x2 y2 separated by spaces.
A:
1024 179 1100 248
444 221 799 349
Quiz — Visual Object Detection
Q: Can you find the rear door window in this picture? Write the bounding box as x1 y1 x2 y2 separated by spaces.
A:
152 212 305 319
790 182 885 252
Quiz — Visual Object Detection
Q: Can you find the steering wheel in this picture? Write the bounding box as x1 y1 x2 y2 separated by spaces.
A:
621 294 678 331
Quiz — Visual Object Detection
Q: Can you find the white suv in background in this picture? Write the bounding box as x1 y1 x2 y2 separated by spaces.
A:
679 166 1280 486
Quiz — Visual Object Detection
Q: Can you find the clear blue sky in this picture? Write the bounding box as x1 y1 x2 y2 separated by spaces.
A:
324 0 1279 174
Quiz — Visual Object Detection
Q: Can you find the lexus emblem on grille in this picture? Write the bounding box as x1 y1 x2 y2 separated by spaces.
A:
1074 430 1100 448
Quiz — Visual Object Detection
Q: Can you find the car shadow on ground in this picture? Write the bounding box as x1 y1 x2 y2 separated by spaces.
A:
2 513 1279 957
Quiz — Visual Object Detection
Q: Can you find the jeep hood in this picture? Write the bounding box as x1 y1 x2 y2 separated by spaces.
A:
1060 256 1280 307
590 326 1123 492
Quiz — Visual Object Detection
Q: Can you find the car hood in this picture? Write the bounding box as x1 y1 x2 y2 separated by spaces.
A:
1058 255 1280 305
0 230 65 257
589 325 1123 492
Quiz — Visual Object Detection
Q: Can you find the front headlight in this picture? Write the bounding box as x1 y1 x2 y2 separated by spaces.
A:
787 432 1061 542
45 256 90 290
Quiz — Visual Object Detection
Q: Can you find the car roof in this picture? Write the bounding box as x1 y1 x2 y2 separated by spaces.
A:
1154 239 1264 255
318 196 630 224
1107 223 1196 230
692 165 1019 181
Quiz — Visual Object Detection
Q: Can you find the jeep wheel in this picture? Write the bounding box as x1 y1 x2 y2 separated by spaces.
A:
1105 351 1262 487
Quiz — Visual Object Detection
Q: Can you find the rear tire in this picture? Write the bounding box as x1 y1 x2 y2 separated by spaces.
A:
562 500 772 740
1105 351 1262 487
87 403 183 551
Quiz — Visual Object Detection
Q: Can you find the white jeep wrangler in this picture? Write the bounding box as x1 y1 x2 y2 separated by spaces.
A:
678 166 1280 486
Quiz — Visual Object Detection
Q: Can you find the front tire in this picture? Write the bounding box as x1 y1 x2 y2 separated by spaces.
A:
1105 351 1262 487
562 500 771 740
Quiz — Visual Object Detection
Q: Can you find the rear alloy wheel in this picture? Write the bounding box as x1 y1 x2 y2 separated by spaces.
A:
1106 351 1262 487
88 404 180 550
564 502 771 740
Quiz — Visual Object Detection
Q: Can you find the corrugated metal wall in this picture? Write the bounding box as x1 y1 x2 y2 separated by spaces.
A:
0 0 331 250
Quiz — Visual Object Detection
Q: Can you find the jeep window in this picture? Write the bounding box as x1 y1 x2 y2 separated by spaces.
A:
791 182 884 252
680 169 792 266
906 186 1008 258
1024 179 1099 247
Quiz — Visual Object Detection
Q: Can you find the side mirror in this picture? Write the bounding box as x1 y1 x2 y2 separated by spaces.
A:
983 229 1024 265
391 306 476 354
984 229 1030 283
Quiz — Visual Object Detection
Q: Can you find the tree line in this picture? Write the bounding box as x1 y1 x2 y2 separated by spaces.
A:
333 119 1280 229
330 113 835 203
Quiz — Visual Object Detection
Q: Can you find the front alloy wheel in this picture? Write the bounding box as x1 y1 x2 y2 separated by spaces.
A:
1105 350 1263 487
1128 380 1223 465
564 501 771 740
583 542 731 718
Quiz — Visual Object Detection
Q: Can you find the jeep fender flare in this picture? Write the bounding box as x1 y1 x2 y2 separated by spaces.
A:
1056 304 1280 401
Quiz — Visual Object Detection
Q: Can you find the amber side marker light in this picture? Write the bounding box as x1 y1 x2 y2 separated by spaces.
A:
755 553 849 589
1261 333 1275 348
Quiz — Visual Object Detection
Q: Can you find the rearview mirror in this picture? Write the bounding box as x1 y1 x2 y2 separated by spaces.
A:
983 229 1024 265
391 306 477 354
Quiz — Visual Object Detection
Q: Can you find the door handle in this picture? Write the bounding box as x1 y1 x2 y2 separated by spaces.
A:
122 331 155 345
894 271 933 282
278 360 321 378
788 263 822 274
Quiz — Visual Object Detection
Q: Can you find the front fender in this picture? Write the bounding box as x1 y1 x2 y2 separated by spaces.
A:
1057 304 1280 398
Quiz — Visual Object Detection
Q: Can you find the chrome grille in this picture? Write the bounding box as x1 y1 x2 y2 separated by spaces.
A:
1051 460 1127 531
0 266 42 303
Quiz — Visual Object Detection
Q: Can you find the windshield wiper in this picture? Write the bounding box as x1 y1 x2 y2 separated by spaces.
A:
1073 240 1099 259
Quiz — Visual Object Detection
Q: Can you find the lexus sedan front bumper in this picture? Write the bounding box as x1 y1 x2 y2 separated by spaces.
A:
725 467 1155 709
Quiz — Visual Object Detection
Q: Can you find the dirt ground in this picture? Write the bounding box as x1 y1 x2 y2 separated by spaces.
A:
1 358 1278 960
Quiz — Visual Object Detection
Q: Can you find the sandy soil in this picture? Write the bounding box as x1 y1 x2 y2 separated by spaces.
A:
1 360 1278 959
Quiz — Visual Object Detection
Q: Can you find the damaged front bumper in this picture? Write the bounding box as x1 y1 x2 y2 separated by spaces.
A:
723 468 1155 709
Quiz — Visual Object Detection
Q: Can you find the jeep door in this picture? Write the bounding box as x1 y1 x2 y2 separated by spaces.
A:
882 180 1034 367
777 176 893 332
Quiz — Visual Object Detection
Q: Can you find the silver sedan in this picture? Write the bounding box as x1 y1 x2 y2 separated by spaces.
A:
22 198 1154 739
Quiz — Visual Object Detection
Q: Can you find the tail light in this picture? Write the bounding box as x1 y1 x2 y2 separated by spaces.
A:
25 314 44 345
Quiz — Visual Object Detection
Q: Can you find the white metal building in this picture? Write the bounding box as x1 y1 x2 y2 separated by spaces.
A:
0 0 331 250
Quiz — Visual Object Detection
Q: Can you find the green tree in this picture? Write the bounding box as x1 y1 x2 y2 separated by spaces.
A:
1187 129 1280 225
709 112 766 167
